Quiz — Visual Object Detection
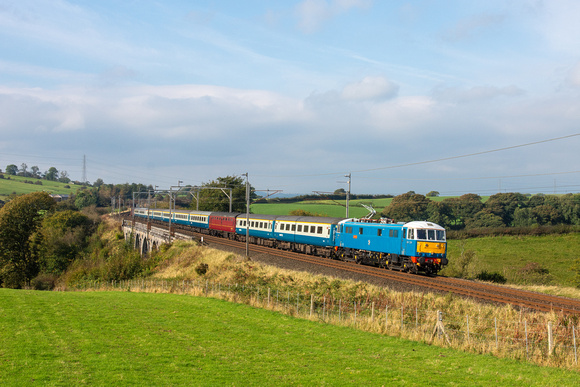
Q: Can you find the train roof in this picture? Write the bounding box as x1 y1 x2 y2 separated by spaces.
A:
239 214 279 220
338 218 445 230
404 221 445 230
210 212 242 217
275 215 344 224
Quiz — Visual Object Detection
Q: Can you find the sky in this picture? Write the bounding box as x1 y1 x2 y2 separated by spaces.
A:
1 0 580 197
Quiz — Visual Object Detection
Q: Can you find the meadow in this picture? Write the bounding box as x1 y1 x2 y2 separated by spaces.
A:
2 289 580 386
251 197 394 218
445 234 580 287
0 175 77 200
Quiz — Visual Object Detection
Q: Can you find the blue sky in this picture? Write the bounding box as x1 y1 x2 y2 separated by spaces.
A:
1 0 580 196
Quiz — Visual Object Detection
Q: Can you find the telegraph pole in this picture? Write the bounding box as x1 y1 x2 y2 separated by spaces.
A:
243 173 250 258
345 173 351 218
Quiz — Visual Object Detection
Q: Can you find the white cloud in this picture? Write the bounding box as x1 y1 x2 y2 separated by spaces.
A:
341 76 398 101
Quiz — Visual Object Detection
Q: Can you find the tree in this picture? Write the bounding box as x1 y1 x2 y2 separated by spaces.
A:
5 164 18 175
334 188 346 195
45 167 59 181
31 165 40 178
443 194 484 229
483 193 527 227
194 175 255 212
426 201 452 228
466 210 505 228
58 170 70 183
381 192 430 222
531 204 563 225
93 178 104 188
426 191 440 197
559 194 580 225
0 192 55 288
31 210 94 274
74 190 98 209
19 163 28 177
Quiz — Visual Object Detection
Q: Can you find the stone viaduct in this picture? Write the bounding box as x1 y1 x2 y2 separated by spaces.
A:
122 219 195 255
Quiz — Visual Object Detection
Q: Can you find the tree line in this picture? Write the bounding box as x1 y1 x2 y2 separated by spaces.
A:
381 192 580 230
3 163 71 183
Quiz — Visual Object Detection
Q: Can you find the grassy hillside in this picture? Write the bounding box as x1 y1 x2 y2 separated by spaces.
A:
251 197 394 218
0 175 79 200
445 234 580 287
2 289 579 385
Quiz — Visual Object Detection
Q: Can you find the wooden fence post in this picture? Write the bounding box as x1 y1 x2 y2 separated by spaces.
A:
525 320 528 360
548 322 554 356
494 318 498 349
573 325 577 365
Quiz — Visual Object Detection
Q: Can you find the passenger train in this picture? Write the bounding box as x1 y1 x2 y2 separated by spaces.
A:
133 207 448 275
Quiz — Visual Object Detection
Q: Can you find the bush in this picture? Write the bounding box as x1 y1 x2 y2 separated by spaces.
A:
516 262 552 285
475 271 507 284
31 273 58 290
195 263 209 276
443 246 479 279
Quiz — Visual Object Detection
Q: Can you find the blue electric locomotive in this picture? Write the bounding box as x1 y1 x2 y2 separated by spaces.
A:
334 219 447 274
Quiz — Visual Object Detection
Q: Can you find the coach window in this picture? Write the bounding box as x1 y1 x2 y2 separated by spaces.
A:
297 225 302 232
377 229 382 236
317 226 323 234
292 224 296 231
359 228 363 235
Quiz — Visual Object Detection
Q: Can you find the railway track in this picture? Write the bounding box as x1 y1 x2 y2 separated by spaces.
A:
129 217 580 315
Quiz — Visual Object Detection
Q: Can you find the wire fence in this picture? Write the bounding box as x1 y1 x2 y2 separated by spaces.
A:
67 278 580 369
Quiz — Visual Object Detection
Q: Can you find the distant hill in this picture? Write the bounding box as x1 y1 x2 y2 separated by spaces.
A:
0 175 81 201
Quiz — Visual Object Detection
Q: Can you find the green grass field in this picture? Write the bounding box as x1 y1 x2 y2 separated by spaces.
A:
446 234 580 286
252 197 394 218
1 289 579 385
0 175 77 200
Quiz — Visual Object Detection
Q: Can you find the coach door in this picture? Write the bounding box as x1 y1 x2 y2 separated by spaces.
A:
401 227 407 255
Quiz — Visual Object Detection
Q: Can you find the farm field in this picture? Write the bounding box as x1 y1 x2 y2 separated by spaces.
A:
0 175 77 200
445 234 580 287
1 289 579 386
251 197 394 218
